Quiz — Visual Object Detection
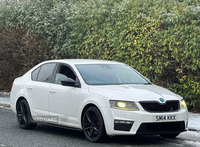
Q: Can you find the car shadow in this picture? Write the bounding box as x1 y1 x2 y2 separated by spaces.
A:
31 124 181 146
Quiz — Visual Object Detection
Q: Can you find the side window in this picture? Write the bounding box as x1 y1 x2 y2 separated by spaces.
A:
37 63 56 83
32 67 41 81
55 65 76 84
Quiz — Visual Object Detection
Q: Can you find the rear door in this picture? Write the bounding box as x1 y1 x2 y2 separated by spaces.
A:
27 63 57 118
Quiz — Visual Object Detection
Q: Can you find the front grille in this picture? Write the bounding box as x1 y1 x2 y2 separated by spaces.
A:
136 121 185 134
139 100 180 112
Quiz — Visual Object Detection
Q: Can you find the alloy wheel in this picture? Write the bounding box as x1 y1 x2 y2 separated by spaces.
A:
82 107 106 142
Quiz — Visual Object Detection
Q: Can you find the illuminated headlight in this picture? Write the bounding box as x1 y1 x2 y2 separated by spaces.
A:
109 100 139 111
181 100 187 109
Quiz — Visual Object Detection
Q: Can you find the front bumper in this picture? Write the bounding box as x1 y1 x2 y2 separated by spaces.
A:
101 107 189 136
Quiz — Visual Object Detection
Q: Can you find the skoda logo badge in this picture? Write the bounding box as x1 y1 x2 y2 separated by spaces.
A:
159 98 164 102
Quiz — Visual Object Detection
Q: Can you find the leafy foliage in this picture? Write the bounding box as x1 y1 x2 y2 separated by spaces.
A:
0 27 51 90
0 0 200 110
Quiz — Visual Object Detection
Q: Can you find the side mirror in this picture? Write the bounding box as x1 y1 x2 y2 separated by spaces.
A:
61 78 78 87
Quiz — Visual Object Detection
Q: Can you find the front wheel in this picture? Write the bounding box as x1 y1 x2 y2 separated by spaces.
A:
82 107 106 142
160 133 180 138
16 99 37 129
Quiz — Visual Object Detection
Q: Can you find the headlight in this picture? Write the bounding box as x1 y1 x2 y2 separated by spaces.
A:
109 100 139 111
181 100 187 109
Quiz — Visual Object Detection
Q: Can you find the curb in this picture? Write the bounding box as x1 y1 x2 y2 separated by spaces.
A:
0 92 10 97
0 103 10 108
0 93 10 108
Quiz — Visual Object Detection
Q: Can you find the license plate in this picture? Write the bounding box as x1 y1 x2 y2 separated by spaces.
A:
153 115 177 122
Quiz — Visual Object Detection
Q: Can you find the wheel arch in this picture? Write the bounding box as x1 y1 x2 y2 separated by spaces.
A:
81 103 106 129
16 97 27 111
15 96 37 129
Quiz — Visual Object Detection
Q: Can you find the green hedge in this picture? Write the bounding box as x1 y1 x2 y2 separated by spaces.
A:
75 0 200 109
0 0 200 110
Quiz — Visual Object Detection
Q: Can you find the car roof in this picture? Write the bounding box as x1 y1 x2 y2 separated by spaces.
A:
45 59 123 65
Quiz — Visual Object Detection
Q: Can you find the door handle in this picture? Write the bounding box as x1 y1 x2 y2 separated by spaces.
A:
50 89 56 93
27 86 32 90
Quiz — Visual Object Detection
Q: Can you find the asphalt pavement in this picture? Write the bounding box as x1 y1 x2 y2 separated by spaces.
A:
0 107 197 147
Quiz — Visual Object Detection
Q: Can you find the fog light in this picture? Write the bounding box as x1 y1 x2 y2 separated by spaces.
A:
114 120 133 124
114 120 134 131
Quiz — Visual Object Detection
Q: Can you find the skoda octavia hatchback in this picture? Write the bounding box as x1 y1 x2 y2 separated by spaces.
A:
10 59 189 142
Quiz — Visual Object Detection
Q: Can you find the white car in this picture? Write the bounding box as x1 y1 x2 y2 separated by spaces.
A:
10 59 189 142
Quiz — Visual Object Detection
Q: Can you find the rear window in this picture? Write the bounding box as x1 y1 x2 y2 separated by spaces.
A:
31 63 56 83
32 67 41 81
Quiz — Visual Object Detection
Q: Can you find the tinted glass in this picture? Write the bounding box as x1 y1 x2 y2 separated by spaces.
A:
31 67 41 81
37 63 56 82
76 64 149 85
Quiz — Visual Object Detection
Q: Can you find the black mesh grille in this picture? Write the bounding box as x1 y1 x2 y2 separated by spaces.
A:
136 121 185 134
140 100 180 112
114 123 133 131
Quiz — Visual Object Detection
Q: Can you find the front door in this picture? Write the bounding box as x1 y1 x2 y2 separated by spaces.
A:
49 64 81 128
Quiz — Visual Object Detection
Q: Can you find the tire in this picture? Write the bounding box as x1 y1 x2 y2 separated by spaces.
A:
16 99 37 129
160 133 180 138
82 107 106 142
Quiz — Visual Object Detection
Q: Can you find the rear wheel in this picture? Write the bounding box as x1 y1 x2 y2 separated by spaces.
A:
82 107 106 142
16 99 37 129
160 133 180 138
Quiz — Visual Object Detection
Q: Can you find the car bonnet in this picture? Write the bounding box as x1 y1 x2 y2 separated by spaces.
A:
88 84 180 102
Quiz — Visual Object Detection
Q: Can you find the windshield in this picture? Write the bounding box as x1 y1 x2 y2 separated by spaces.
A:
76 64 149 85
